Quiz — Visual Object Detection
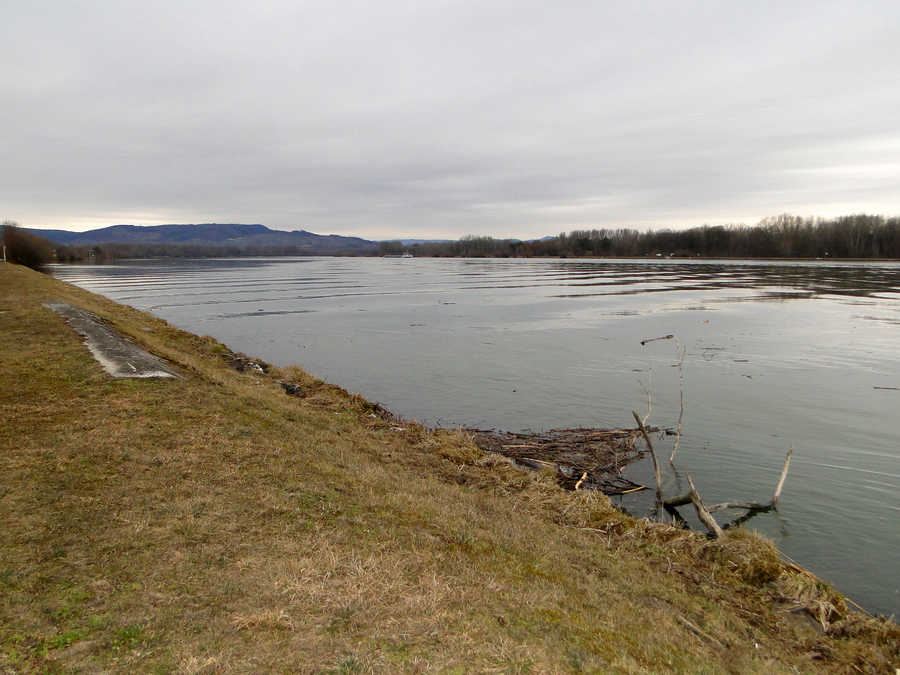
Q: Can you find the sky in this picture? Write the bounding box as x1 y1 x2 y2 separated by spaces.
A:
4 1 900 240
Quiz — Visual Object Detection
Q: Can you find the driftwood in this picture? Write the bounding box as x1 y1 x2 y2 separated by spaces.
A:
636 332 792 536
675 614 725 650
640 334 674 346
687 475 725 538
670 341 686 463
467 427 649 495
663 494 692 508
668 450 793 513
772 448 793 506
632 410 663 501
637 334 686 463
664 450 794 537
467 408 793 538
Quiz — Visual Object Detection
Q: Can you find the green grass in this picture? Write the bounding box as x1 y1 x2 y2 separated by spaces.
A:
1 262 898 673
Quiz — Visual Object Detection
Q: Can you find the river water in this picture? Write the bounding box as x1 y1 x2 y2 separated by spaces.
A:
51 257 900 616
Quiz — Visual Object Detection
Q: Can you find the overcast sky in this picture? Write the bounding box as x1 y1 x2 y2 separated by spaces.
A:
4 1 900 239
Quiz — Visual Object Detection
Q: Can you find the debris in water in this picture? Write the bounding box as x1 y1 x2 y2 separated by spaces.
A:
467 427 650 495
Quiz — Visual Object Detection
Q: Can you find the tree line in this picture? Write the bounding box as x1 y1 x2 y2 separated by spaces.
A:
396 214 900 259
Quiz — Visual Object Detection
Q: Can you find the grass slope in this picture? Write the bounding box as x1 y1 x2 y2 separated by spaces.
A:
1 263 897 673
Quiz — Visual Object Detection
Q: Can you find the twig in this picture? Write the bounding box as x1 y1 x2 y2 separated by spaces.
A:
687 475 724 538
676 615 725 649
519 457 557 468
632 410 662 501
772 448 793 506
640 334 674 346
641 369 653 425
574 471 588 490
670 340 686 463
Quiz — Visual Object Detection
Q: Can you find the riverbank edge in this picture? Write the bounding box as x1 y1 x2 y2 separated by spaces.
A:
2 262 897 672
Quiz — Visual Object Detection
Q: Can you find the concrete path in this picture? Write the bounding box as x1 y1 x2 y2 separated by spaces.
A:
45 301 178 378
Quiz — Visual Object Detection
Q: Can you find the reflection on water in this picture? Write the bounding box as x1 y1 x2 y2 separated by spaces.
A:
51 257 900 615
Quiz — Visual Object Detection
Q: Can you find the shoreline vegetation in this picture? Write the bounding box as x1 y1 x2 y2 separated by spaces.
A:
4 213 900 266
2 262 898 672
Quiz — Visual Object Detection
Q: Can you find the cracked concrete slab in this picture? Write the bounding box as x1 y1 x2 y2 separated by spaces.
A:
45 301 178 378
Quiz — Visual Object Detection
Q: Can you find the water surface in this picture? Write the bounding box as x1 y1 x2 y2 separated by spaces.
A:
52 257 900 615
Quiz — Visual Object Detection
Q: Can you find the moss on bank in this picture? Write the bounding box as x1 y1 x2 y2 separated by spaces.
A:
1 263 897 673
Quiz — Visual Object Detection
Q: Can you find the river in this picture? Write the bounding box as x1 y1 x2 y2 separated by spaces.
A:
51 257 900 616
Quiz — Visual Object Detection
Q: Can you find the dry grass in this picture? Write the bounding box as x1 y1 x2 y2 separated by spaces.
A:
1 262 897 673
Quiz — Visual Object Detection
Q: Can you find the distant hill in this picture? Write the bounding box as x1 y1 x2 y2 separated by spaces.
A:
26 223 378 254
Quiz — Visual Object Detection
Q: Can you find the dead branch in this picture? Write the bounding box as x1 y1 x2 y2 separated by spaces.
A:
663 493 692 507
687 475 724 538
705 449 794 513
707 501 771 513
641 369 653 425
640 334 674 346
670 340 686 463
676 615 725 649
632 410 662 500
574 472 587 490
772 447 793 506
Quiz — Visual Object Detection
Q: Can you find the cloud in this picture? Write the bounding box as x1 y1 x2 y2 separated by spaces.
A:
4 1 900 237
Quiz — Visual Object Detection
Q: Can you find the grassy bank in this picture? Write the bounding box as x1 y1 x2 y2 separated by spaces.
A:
1 263 897 673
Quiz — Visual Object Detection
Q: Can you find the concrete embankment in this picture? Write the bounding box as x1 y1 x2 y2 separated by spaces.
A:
44 300 178 378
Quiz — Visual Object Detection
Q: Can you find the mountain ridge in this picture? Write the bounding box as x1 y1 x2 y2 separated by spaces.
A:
24 223 378 253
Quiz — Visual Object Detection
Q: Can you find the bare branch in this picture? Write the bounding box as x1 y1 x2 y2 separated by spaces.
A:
772 448 793 506
687 475 724 538
704 449 794 513
640 334 674 346
641 368 653 426
574 471 587 490
670 340 686 463
632 410 662 501
676 615 725 649
707 501 771 513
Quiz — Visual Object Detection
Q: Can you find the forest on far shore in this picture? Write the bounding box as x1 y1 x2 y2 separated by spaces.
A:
387 214 900 259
